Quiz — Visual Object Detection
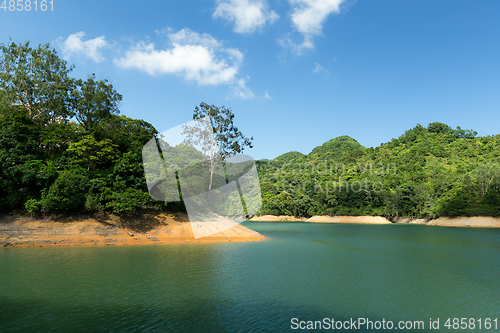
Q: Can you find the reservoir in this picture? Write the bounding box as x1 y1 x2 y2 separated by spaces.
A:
1 222 499 332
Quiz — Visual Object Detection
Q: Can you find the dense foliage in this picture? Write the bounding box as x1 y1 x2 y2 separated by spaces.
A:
257 125 500 219
0 40 181 215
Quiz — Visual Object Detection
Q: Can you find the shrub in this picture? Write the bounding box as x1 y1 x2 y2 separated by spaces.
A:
41 169 89 212
25 198 42 216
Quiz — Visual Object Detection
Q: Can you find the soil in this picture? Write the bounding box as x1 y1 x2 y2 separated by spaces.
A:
0 211 265 248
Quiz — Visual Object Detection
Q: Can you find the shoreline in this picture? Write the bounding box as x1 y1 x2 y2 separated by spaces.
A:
0 212 265 248
250 215 391 224
3 213 499 249
250 215 500 228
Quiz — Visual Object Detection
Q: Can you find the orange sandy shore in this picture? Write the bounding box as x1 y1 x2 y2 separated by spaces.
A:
251 215 391 223
251 215 500 227
0 212 265 248
427 216 500 228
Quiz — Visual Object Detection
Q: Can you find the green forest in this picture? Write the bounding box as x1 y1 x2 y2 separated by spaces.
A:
1 40 499 219
257 125 500 219
0 40 177 215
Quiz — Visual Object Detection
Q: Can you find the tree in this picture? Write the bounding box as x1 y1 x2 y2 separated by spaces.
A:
182 102 253 190
0 40 75 122
427 122 451 134
72 74 122 134
452 126 478 139
67 134 119 171
102 115 158 152
0 109 43 211
40 169 89 212
192 102 253 157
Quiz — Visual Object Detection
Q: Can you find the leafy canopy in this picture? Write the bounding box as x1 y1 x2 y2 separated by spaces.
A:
0 39 75 122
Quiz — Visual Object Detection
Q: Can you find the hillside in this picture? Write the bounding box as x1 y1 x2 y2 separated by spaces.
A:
256 122 500 219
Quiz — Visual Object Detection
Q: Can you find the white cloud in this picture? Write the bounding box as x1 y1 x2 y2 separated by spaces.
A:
167 28 221 49
57 31 108 62
114 28 245 86
313 62 326 73
264 90 272 99
230 77 255 99
287 0 344 52
313 62 330 75
214 0 279 34
277 33 310 55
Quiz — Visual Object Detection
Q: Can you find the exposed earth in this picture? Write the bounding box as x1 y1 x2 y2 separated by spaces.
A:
0 211 265 248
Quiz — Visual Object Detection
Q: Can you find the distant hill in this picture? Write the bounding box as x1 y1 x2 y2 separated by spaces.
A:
256 122 500 219
275 151 307 163
308 135 364 162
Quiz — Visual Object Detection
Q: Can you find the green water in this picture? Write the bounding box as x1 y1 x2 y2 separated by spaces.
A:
1 222 499 332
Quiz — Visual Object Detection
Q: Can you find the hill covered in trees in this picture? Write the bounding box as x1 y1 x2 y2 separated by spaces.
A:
256 124 500 219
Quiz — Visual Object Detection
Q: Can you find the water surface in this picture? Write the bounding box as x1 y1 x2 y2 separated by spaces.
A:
1 222 499 332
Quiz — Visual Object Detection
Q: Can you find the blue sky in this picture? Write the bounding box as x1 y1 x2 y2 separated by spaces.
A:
1 0 500 159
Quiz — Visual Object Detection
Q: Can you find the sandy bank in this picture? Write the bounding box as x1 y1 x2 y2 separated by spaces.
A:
305 216 392 224
251 215 305 222
0 212 265 248
247 214 500 228
427 216 500 228
250 215 391 224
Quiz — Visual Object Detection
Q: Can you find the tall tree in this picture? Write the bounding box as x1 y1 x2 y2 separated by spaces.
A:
0 40 75 122
72 74 122 134
193 102 253 157
182 102 253 190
